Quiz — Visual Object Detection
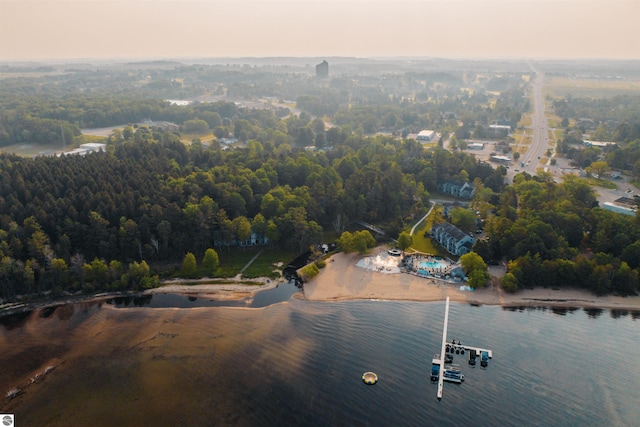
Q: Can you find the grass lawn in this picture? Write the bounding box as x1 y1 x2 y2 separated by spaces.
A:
519 114 533 128
241 248 296 279
180 132 214 144
158 247 296 281
407 205 444 255
511 130 532 151
552 128 563 139
213 247 294 279
588 178 617 190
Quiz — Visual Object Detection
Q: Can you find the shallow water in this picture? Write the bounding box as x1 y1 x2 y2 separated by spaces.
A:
1 299 639 426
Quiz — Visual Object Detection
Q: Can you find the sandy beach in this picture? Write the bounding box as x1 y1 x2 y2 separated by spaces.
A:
68 246 640 311
302 246 640 310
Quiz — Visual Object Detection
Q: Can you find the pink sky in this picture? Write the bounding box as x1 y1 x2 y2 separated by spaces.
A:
1 0 638 61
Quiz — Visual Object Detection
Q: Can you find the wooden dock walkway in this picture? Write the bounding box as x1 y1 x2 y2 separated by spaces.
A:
434 297 493 400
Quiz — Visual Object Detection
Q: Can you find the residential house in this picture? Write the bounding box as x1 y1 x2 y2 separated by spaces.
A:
431 222 475 256
438 181 475 199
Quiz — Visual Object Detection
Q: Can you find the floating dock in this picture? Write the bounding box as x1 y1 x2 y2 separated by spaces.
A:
434 297 493 400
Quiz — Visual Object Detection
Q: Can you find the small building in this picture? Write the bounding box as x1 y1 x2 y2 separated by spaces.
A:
602 202 637 216
416 130 436 143
80 142 106 152
488 125 511 138
467 142 484 150
583 140 616 148
490 155 511 165
431 222 475 256
214 231 270 248
64 142 106 156
438 181 475 199
316 60 329 79
613 197 638 209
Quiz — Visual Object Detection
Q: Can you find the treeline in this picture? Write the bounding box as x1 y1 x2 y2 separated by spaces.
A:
1 65 531 151
0 96 244 146
474 173 640 295
0 122 502 300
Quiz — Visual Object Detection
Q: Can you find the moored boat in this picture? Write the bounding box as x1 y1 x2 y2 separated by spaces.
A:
443 365 464 383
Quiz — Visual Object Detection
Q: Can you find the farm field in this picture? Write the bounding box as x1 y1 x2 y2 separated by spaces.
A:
544 76 640 98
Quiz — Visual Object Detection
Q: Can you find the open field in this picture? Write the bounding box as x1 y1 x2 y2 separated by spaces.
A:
545 77 640 98
81 125 126 137
1 135 106 157
511 129 532 152
180 132 215 144
588 177 618 190
518 114 533 128
0 142 62 157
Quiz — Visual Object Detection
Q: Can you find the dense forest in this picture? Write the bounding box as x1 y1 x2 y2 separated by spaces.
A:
1 59 639 301
0 128 507 299
476 173 640 295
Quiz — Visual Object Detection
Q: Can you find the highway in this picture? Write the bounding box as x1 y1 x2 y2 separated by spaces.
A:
519 65 549 175
514 65 634 205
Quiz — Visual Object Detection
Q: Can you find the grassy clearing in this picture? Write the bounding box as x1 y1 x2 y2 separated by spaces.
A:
545 112 564 129
545 77 640 98
512 130 532 149
180 132 214 144
211 247 293 279
1 135 107 157
519 114 533 128
587 178 617 190
408 205 444 255
0 142 62 157
241 248 296 279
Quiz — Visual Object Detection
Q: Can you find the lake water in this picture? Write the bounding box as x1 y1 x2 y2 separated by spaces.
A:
1 291 639 426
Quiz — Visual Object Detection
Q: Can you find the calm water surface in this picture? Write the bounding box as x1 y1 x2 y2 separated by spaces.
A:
1 294 639 426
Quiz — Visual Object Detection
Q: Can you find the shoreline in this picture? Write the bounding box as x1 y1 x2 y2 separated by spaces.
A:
3 248 640 315
0 277 283 317
301 247 640 311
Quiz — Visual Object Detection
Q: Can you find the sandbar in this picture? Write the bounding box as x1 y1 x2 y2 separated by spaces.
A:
145 276 280 301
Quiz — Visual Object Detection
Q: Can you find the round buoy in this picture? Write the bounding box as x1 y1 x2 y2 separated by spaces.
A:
362 371 378 385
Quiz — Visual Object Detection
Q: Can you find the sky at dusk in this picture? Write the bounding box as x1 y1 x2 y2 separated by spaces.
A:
1 0 639 61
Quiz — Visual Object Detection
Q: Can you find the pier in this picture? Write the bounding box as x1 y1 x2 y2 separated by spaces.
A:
434 297 493 400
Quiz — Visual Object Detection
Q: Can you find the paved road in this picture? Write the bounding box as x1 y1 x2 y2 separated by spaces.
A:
522 67 550 174
410 201 435 236
515 65 633 204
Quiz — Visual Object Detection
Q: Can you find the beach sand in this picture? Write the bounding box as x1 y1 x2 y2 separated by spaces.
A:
109 246 640 311
302 246 640 310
